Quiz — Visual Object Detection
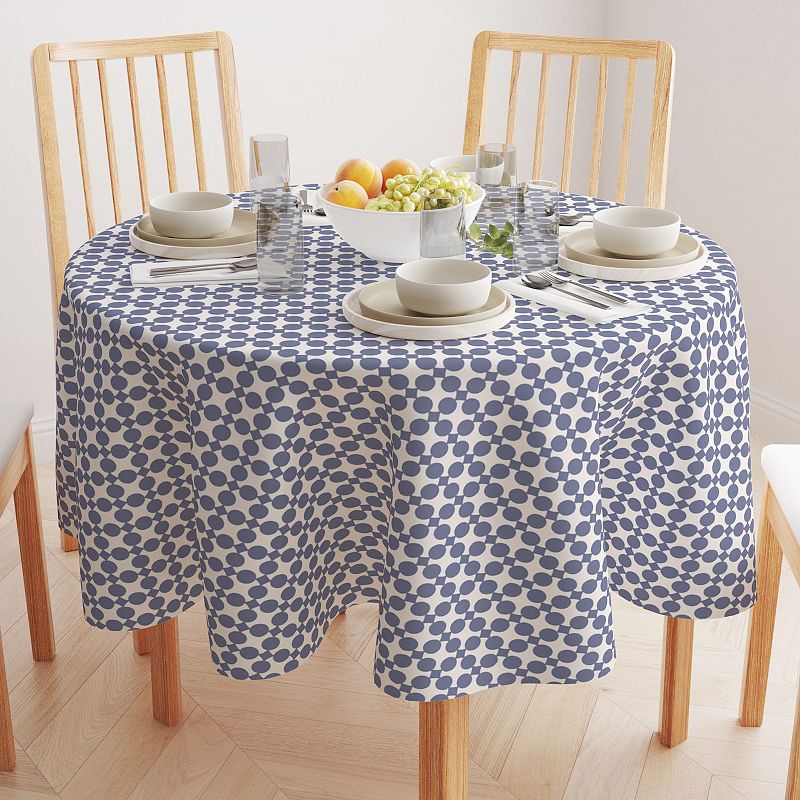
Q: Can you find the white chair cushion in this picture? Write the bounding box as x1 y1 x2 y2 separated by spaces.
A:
0 399 33 477
761 444 800 541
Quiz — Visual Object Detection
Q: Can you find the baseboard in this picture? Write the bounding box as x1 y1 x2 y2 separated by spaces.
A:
751 389 800 444
31 415 56 464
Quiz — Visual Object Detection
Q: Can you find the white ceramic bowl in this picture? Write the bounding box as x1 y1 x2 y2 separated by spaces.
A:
592 206 681 258
429 154 477 182
395 259 491 316
319 185 485 263
149 191 234 239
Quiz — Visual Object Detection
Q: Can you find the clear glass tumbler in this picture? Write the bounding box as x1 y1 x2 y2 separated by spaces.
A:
476 143 517 187
255 187 305 295
250 134 290 190
420 198 466 258
512 180 560 276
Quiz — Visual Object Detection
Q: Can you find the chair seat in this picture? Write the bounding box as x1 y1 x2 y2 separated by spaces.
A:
762 444 800 541
0 400 33 477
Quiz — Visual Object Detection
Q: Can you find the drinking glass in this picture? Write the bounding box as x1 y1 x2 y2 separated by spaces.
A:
250 134 290 189
476 143 517 187
512 180 560 276
255 187 305 295
420 198 466 258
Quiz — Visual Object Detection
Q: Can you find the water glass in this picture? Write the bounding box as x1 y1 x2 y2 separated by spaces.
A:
512 180 560 275
255 188 305 295
420 198 466 258
250 134 290 189
476 143 517 187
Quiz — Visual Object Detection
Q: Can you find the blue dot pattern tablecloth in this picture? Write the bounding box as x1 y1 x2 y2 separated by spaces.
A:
56 193 754 701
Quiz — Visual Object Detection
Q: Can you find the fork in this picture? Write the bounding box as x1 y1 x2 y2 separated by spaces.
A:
539 269 629 305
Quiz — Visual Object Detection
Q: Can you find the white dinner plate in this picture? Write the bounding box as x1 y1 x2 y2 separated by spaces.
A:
359 280 507 326
344 285 515 340
130 222 256 260
558 240 708 282
563 229 701 268
134 209 256 247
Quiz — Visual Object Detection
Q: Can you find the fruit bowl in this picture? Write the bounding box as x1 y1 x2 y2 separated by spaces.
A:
319 185 485 263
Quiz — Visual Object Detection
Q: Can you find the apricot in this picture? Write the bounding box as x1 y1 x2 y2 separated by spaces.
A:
381 158 421 190
323 180 369 209
334 158 383 198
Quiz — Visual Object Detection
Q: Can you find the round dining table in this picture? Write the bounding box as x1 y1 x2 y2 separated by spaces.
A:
55 191 755 799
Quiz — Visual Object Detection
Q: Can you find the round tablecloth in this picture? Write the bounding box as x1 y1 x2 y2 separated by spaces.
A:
56 192 755 701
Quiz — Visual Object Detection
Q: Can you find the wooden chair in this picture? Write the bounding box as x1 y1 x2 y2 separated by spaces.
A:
421 32 679 800
463 32 675 208
740 446 800 799
32 31 247 727
0 401 56 770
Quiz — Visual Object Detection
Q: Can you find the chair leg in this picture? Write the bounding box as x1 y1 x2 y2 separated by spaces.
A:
60 532 78 552
0 633 15 771
150 618 182 726
419 696 468 800
133 629 152 655
787 686 800 800
13 428 55 662
659 616 694 748
740 495 783 727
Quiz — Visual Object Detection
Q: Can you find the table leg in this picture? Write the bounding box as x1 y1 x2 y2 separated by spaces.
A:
419 695 468 800
659 616 694 747
133 629 152 655
60 532 78 552
150 618 182 726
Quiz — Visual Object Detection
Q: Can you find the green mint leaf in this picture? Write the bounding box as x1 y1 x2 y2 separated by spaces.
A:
468 223 482 243
503 221 514 235
501 243 514 258
488 224 499 238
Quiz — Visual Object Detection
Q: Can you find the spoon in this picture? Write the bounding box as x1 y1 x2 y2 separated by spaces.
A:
150 257 257 278
521 273 609 309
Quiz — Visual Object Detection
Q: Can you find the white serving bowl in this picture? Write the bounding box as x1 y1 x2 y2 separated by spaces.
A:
319 185 485 263
593 206 681 258
149 191 234 239
395 258 491 316
429 154 477 182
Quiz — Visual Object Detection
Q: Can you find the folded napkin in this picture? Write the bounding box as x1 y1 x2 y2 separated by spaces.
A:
130 260 257 287
496 277 650 323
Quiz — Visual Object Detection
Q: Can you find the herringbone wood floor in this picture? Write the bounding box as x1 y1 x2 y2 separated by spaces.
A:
0 434 792 799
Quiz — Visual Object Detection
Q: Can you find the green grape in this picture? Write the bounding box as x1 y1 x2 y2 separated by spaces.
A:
385 178 396 190
409 191 421 204
401 200 415 212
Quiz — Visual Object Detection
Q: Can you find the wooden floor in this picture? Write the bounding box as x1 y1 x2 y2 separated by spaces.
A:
0 434 791 799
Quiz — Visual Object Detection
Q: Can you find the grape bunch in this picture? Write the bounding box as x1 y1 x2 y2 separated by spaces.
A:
365 167 477 213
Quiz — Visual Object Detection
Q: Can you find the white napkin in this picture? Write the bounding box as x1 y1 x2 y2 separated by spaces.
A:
130 259 257 287
496 277 650 323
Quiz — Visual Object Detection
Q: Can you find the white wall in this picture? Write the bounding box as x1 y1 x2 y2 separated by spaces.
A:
603 0 800 441
0 0 606 459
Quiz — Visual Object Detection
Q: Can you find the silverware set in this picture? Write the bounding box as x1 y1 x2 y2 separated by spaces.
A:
299 189 326 216
520 269 628 310
150 257 257 278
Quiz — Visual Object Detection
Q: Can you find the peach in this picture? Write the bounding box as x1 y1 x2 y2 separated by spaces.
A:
322 180 369 209
334 158 383 198
381 158 421 190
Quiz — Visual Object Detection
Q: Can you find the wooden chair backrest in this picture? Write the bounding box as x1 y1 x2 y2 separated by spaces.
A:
464 32 675 208
32 31 247 313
